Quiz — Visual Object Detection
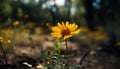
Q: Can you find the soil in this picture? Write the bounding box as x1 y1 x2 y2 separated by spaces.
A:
0 35 120 69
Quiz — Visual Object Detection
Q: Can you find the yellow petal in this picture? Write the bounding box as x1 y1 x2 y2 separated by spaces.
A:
69 24 78 31
71 29 80 34
62 22 65 27
65 21 69 26
64 35 72 40
51 33 62 38
52 27 61 32
57 23 62 29
73 25 78 30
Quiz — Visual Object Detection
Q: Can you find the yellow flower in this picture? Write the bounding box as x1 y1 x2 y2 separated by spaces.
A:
4 40 11 46
6 40 11 44
13 20 20 26
0 37 3 43
51 21 80 40
116 42 120 46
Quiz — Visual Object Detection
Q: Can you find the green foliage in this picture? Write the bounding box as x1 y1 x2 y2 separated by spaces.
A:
39 39 82 69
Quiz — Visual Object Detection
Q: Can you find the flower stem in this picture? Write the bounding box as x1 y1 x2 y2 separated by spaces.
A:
79 51 89 65
65 40 68 55
0 43 8 64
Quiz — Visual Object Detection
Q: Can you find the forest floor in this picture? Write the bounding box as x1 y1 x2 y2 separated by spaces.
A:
0 34 120 69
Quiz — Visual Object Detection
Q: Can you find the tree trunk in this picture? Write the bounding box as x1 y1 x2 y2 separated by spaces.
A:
84 0 95 30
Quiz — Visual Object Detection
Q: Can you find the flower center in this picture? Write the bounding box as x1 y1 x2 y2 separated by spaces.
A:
61 27 70 36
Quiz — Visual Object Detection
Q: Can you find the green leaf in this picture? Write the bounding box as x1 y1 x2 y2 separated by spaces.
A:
53 45 62 53
53 45 58 51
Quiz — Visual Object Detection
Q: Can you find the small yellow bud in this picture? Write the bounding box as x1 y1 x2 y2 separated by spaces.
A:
13 21 20 26
6 40 11 44
4 40 11 46
0 37 3 42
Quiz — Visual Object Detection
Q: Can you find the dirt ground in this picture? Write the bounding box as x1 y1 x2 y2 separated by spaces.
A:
0 34 120 69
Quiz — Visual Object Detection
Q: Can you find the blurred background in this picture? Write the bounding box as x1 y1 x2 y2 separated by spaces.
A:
0 0 120 69
0 0 120 40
